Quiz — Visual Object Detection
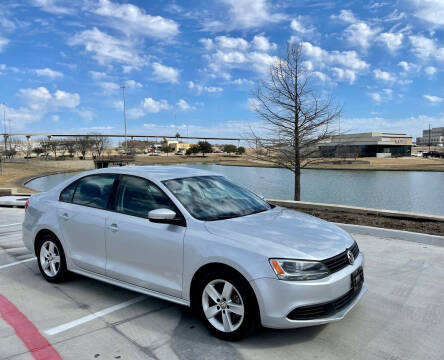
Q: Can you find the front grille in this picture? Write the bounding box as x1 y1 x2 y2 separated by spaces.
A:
287 282 363 320
321 242 359 273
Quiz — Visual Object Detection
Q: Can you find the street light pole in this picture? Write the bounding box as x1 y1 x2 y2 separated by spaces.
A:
120 85 127 154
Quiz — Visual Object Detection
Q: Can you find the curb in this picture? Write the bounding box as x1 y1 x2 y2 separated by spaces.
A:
267 199 444 222
336 222 444 247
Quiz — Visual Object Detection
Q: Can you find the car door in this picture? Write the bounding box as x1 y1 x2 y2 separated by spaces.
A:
57 174 117 275
105 175 186 298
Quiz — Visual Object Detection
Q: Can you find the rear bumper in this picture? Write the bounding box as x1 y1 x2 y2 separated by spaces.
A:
251 253 366 329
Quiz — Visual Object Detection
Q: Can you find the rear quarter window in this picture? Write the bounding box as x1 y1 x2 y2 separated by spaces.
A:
59 181 77 203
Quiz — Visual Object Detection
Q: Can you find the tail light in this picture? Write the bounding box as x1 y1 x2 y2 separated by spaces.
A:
24 199 29 211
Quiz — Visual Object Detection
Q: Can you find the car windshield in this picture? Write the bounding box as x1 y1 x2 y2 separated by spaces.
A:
163 175 271 221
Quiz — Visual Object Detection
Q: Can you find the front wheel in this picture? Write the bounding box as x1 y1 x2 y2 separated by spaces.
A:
37 234 69 283
196 270 259 340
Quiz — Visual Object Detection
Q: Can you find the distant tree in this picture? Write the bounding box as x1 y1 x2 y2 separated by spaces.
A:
223 144 237 154
24 142 33 159
236 146 246 155
45 139 60 158
198 141 213 156
75 136 94 159
161 142 173 156
175 132 180 139
92 135 110 160
186 145 199 156
32 147 44 157
64 140 76 159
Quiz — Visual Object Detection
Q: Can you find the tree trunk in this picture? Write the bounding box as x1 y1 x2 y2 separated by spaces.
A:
294 167 301 201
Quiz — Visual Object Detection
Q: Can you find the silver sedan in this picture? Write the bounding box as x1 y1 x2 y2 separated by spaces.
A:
23 166 366 340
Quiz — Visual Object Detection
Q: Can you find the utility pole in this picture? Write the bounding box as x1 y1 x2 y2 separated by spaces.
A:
2 102 7 159
428 123 431 152
120 85 127 154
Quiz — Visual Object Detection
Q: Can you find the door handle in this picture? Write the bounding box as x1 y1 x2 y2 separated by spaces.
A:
60 212 69 220
107 223 119 232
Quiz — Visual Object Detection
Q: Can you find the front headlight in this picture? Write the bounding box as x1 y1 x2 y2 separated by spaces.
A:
269 259 330 281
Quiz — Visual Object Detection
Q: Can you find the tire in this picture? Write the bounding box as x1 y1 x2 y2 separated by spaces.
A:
36 233 69 283
194 268 259 341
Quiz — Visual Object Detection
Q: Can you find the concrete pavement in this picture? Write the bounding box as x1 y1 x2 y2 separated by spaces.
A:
0 207 443 360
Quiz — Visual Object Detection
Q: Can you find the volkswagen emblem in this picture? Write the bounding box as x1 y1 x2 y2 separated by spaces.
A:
347 250 355 265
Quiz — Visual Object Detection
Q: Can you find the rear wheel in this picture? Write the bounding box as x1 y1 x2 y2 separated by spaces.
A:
195 269 259 340
37 234 68 283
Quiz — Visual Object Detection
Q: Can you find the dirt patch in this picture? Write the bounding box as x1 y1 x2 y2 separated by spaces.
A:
295 208 444 236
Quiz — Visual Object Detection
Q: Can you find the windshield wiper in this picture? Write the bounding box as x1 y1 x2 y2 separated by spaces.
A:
245 208 268 216
205 214 241 221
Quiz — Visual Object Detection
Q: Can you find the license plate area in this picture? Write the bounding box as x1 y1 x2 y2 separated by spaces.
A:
351 267 364 292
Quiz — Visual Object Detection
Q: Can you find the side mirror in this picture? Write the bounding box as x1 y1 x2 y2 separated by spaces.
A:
148 208 177 224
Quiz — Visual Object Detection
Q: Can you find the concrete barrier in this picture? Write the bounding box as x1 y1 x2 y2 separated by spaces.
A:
0 188 17 196
267 199 444 223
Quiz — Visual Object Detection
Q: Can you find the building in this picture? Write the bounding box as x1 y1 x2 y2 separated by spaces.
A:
167 140 192 152
416 127 444 146
319 132 412 158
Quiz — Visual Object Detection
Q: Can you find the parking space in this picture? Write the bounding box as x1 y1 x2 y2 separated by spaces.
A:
0 207 443 360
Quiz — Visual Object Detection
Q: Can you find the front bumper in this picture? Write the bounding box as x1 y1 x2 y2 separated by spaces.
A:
251 253 366 329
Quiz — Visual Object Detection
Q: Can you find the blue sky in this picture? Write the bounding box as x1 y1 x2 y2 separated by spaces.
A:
0 0 442 139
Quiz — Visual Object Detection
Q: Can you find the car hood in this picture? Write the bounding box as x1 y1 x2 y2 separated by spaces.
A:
204 206 355 260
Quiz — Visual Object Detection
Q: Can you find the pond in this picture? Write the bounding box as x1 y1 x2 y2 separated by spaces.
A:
25 164 444 216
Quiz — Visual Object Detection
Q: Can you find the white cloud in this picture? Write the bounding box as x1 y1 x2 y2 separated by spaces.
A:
51 115 59 122
91 0 179 39
410 0 444 27
98 81 120 93
369 92 382 103
33 0 74 15
69 27 146 70
33 68 64 78
398 61 415 72
423 94 443 103
152 62 179 83
344 22 380 49
378 32 403 51
188 81 223 94
0 37 9 52
368 88 392 103
215 36 249 51
176 99 194 111
6 86 80 129
331 67 356 84
330 9 357 23
248 98 260 112
424 66 437 75
232 78 254 86
373 69 396 82
127 97 171 118
301 42 369 71
290 17 313 34
312 71 330 82
202 35 279 77
125 80 143 89
89 71 108 79
205 0 285 31
252 35 276 51
409 35 444 61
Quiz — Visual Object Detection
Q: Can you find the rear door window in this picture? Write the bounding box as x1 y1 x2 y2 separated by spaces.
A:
59 181 77 203
72 174 116 210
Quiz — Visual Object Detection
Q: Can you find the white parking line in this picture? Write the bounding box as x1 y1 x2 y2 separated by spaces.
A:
44 295 147 336
0 257 36 270
0 223 22 228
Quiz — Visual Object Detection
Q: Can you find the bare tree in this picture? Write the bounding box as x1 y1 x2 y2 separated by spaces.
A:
91 135 110 160
251 43 341 200
75 136 94 159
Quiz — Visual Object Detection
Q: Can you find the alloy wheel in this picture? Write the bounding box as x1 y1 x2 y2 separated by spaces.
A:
39 240 61 277
201 279 245 333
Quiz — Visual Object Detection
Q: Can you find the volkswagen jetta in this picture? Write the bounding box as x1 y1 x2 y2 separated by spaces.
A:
23 166 366 340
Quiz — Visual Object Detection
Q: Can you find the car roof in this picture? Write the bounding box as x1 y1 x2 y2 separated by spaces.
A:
83 165 220 181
